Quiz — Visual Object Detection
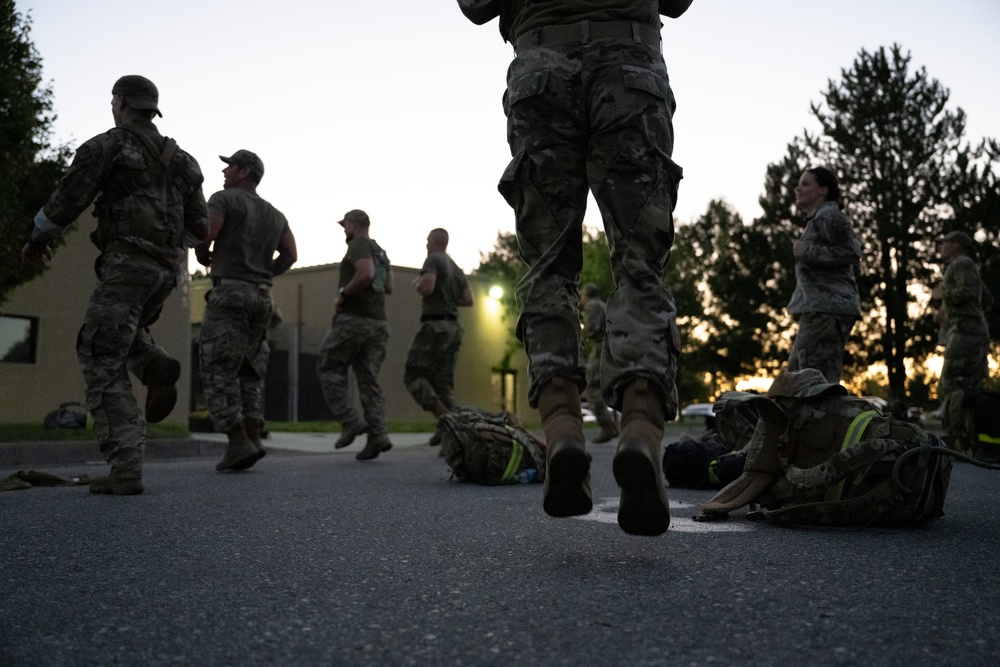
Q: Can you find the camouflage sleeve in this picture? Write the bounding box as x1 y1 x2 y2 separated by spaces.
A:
458 0 500 24
799 208 862 269
943 258 983 309
40 134 116 229
177 152 208 247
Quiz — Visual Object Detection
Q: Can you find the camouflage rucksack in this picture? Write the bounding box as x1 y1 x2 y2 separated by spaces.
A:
439 406 546 485
696 370 953 528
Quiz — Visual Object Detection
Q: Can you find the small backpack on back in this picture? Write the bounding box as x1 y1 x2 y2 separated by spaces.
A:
696 370 953 528
439 406 546 485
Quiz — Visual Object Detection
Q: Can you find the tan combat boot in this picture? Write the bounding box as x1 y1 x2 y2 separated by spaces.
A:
142 356 181 424
89 465 144 495
356 433 393 461
216 423 261 472
243 417 268 462
335 421 368 449
592 421 620 444
613 378 670 536
538 377 592 517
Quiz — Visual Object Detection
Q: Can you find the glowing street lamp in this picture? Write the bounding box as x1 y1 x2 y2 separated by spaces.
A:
489 285 504 300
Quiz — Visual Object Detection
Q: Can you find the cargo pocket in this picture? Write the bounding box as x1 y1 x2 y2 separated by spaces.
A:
622 65 672 104
504 69 548 113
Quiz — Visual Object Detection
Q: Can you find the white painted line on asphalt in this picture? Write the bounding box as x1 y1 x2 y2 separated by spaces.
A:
576 497 754 532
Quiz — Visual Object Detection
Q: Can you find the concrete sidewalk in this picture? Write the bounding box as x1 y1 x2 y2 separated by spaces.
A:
0 431 439 469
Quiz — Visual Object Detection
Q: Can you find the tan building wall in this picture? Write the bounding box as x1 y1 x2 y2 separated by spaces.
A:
0 213 192 426
190 262 531 424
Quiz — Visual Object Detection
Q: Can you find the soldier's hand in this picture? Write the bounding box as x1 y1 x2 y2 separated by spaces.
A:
21 242 52 269
195 246 212 267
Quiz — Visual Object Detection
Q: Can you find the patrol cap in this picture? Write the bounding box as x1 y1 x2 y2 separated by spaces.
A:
338 209 370 227
766 369 847 400
938 230 973 250
112 75 162 117
219 150 264 180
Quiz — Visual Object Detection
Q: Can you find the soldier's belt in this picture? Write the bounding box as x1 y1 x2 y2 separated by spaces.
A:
421 313 458 322
514 20 661 55
212 277 269 290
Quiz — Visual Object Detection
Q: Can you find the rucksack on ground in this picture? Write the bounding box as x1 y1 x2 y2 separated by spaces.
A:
695 370 954 528
663 398 758 489
439 406 546 485
43 402 88 429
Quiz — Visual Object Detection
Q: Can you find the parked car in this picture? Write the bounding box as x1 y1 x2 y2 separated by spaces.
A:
581 402 620 424
680 402 716 428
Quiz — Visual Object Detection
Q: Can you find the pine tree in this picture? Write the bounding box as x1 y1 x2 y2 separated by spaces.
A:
0 0 72 305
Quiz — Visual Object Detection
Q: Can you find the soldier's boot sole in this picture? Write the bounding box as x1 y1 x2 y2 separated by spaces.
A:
613 441 669 536
614 378 669 536
538 377 591 517
543 439 593 517
144 357 181 424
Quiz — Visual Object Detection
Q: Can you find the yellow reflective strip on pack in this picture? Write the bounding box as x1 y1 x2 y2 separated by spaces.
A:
825 410 880 502
979 433 1000 445
502 435 524 482
707 460 720 485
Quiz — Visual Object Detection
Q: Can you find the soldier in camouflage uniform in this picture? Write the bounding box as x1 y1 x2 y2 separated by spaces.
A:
195 150 297 472
404 228 474 419
317 210 396 461
580 283 619 443
786 167 862 384
21 75 208 495
458 0 692 536
933 230 993 447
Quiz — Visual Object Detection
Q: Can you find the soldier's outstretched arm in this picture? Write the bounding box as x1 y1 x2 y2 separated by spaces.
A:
659 0 693 18
458 0 501 24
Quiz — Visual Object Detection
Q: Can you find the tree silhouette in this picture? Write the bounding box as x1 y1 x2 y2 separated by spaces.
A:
0 1 73 305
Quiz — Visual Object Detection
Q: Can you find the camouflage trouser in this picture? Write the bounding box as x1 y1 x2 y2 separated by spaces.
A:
584 340 615 428
77 251 178 470
199 282 273 433
787 312 857 383
939 331 989 445
316 313 390 437
500 39 682 414
404 319 463 412
939 331 989 396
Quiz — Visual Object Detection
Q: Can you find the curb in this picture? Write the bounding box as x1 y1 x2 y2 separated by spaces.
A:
0 438 226 468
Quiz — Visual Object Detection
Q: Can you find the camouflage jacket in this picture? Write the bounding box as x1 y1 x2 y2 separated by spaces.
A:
940 254 992 338
36 118 208 268
787 201 862 317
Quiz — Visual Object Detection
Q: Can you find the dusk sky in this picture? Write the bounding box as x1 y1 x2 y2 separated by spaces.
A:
16 0 1000 273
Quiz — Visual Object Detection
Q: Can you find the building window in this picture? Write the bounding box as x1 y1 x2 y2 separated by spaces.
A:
0 314 39 364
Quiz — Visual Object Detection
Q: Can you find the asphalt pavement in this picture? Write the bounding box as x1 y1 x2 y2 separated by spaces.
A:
2 426 998 666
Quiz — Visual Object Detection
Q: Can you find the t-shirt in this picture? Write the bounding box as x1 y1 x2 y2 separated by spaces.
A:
339 237 389 320
207 187 289 285
420 252 470 317
509 0 660 39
